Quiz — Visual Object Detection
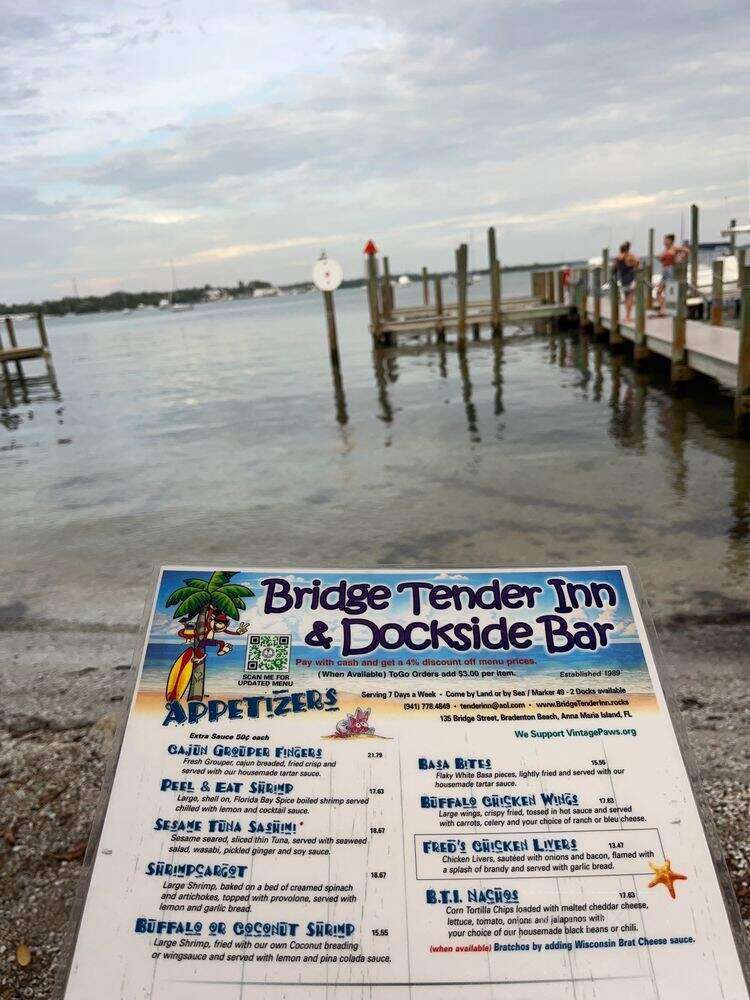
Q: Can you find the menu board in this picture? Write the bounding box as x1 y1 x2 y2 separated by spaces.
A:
62 566 749 999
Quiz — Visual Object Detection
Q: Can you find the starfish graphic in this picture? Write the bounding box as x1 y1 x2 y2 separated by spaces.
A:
648 859 687 899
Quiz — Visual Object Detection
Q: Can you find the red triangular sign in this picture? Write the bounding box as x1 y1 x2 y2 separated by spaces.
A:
363 240 378 256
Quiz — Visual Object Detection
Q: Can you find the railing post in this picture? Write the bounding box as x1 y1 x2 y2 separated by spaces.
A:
609 270 621 346
601 248 609 287
729 219 737 256
710 259 724 327
556 269 565 305
736 259 750 427
671 264 692 382
434 276 444 341
634 268 648 363
646 227 654 309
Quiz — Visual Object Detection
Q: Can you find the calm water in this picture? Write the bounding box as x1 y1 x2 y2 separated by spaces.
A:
2 272 749 628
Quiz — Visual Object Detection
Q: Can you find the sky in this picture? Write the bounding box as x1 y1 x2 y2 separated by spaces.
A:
1 0 749 301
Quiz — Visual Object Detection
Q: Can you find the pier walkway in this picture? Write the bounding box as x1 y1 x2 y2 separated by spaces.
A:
588 299 740 390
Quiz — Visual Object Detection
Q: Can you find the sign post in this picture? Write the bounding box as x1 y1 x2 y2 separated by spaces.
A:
312 253 343 369
60 565 750 1000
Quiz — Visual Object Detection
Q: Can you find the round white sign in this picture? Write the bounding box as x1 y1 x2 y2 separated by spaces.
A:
312 257 343 292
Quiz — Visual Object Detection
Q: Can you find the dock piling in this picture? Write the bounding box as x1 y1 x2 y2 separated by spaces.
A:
592 267 602 334
556 269 565 306
5 317 23 380
710 260 724 327
421 267 430 306
634 268 648 363
366 253 382 344
492 260 503 338
647 228 654 309
736 259 750 426
690 203 699 292
730 220 737 256
434 276 445 341
382 256 393 321
609 272 621 346
671 264 692 382
488 227 501 334
323 290 340 369
601 248 609 287
456 244 468 348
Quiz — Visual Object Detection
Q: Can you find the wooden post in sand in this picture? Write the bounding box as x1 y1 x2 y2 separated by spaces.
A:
710 259 724 327
421 267 430 306
671 264 692 382
634 269 649 363
736 258 750 426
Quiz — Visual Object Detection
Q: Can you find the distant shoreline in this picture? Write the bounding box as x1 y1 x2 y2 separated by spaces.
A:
3 260 587 320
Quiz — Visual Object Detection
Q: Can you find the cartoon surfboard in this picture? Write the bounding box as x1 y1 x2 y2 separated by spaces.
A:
165 649 194 702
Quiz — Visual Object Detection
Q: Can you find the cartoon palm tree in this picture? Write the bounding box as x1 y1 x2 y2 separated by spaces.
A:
165 571 254 700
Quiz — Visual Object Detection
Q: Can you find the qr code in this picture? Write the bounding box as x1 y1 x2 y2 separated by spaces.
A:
245 634 291 674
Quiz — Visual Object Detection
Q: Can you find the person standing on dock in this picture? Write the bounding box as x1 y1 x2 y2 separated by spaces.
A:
611 242 640 322
654 233 676 316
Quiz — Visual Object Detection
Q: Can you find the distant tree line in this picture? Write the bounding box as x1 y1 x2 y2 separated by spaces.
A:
0 279 276 317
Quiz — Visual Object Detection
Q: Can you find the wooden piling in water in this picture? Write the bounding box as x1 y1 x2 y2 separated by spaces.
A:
0 322 11 396
556 269 565 306
456 244 468 348
592 266 602 334
671 264 692 382
710 259 724 327
421 267 430 306
488 227 501 334
545 271 555 305
492 260 503 338
646 228 654 309
366 254 382 344
434 276 445 341
736 258 750 426
634 269 648 363
323 291 340 368
382 256 393 320
5 316 23 380
690 204 699 292
601 248 609 286
609 272 621 346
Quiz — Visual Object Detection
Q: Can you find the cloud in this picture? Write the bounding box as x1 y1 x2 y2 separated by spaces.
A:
1 0 750 299
433 571 469 581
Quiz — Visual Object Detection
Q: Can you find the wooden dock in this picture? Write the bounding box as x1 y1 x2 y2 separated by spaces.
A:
0 313 58 404
327 210 750 428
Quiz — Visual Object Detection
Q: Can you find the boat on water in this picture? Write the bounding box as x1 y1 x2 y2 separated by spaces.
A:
158 298 170 310
397 275 411 286
171 302 194 312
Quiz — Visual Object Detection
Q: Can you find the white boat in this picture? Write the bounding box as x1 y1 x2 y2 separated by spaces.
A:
157 298 170 309
397 275 411 286
172 302 193 312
